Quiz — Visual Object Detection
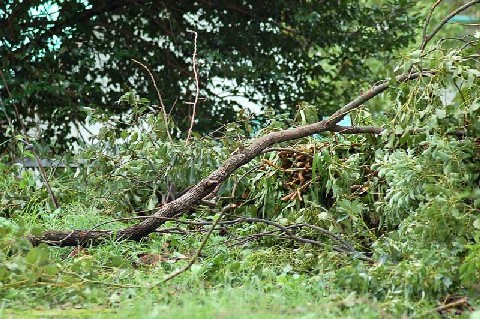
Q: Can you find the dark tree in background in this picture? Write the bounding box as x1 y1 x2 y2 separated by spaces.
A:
0 0 419 152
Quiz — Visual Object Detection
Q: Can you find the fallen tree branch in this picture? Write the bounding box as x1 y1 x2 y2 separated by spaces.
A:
28 71 432 247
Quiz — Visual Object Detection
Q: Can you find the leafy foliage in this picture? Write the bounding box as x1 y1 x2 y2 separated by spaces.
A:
2 32 480 316
0 0 419 152
1 3 480 318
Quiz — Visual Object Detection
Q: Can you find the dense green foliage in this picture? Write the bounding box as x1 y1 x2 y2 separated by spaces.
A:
1 27 480 317
1 1 480 318
0 0 419 151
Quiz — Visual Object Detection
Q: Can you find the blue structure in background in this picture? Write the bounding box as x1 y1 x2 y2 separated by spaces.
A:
334 115 352 127
311 115 351 140
449 15 479 23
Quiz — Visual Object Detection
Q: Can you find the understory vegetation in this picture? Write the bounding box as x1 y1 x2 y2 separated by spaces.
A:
1 2 480 319
2 32 480 317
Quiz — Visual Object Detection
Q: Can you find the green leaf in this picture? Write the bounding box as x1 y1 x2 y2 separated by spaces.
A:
43 264 59 276
473 219 480 230
25 248 40 264
435 109 446 119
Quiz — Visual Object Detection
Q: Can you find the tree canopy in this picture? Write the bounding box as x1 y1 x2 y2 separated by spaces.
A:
0 0 418 151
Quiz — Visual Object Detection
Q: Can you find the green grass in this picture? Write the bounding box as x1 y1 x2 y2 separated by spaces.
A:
1 285 412 319
1 168 478 319
0 207 469 319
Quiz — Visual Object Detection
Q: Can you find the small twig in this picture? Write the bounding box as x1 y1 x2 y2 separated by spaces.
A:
155 227 205 235
131 58 173 142
31 147 60 209
262 147 313 158
161 203 236 283
231 165 262 197
61 270 142 288
228 226 371 262
290 223 356 252
422 0 443 49
227 216 371 261
420 0 480 51
0 69 25 133
329 125 384 135
229 228 290 246
185 30 200 144
417 297 468 317
325 71 434 126
0 96 13 128
1 72 60 209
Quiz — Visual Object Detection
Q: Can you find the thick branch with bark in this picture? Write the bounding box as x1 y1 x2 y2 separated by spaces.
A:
28 71 432 247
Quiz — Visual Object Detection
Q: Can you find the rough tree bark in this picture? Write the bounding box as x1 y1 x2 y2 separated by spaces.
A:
28 71 432 247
